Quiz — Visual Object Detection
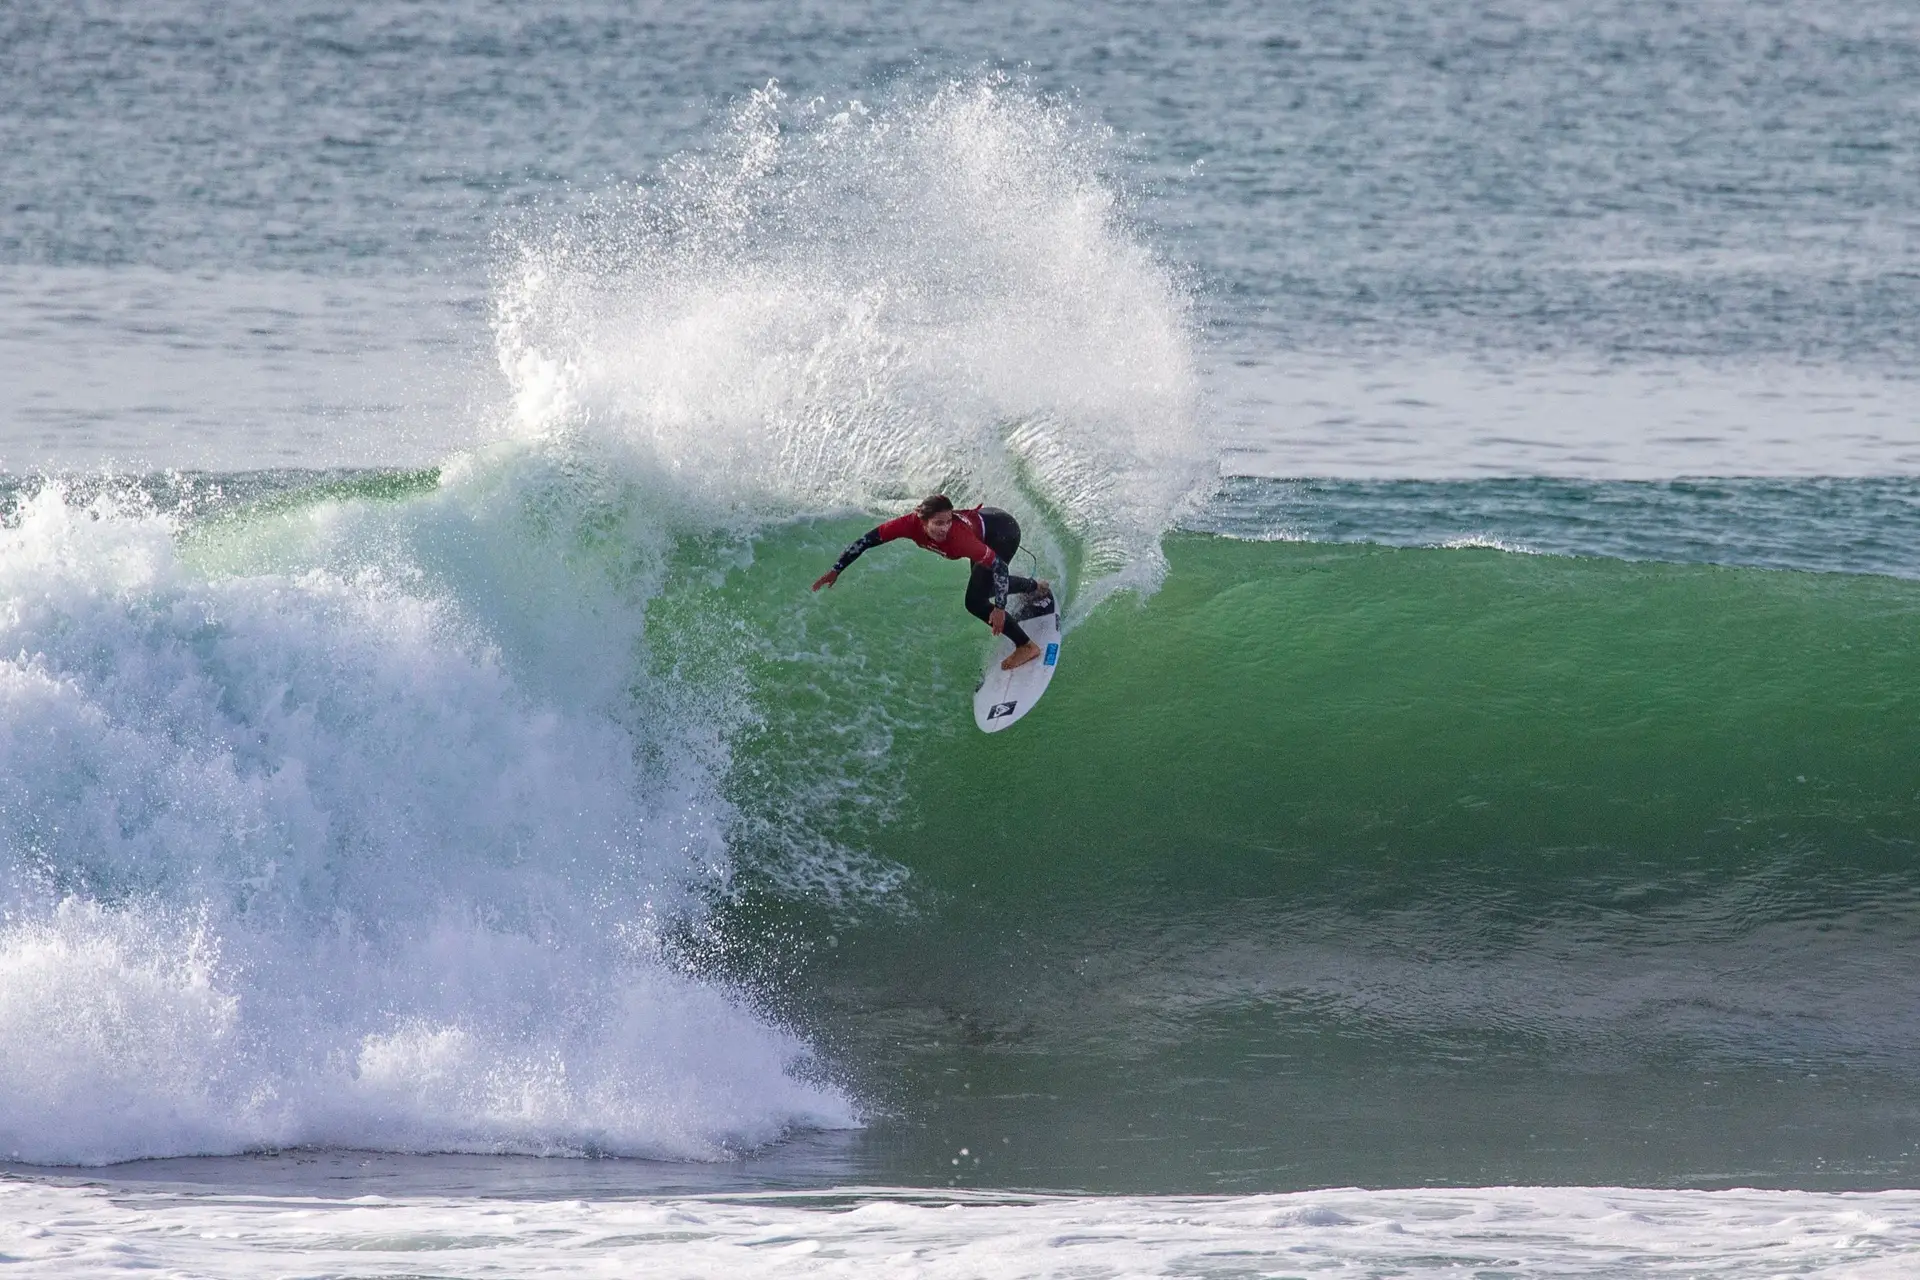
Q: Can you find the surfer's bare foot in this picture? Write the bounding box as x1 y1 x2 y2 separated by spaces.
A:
1001 641 1042 671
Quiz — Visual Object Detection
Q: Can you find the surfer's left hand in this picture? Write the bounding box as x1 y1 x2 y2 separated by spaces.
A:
989 606 1006 635
812 570 838 591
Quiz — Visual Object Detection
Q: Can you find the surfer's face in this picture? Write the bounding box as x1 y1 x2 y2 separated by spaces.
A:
923 511 955 541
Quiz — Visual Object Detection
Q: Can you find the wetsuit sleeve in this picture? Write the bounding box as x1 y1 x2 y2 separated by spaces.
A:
830 516 915 573
831 527 886 573
990 556 1010 610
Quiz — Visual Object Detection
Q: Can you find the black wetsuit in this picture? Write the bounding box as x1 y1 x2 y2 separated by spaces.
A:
963 508 1041 647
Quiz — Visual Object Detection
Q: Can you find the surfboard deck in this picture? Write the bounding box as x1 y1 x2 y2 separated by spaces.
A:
972 596 1061 732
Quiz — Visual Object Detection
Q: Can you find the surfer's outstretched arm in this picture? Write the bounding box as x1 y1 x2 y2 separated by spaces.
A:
812 526 888 591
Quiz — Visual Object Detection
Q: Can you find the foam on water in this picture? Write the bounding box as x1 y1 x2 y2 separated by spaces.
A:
0 476 852 1165
4 1178 1917 1278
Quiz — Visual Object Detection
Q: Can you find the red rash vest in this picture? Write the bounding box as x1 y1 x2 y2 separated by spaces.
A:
829 506 1012 607
869 508 996 567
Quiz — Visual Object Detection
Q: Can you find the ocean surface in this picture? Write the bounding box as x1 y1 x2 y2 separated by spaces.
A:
3 1 1919 1275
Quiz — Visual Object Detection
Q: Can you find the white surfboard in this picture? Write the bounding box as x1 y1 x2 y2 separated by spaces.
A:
972 598 1062 733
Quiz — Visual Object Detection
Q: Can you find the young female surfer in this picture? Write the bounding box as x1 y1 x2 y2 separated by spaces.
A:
812 495 1053 670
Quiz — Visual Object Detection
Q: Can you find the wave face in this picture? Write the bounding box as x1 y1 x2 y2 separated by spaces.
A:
687 524 1920 1190
8 482 1919 1184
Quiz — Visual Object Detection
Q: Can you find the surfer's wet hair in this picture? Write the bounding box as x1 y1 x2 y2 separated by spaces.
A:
914 494 955 519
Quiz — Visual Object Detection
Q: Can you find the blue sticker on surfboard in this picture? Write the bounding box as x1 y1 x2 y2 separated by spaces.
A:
973 605 1062 733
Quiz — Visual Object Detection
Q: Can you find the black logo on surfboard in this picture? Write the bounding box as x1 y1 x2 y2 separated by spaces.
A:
987 700 1018 720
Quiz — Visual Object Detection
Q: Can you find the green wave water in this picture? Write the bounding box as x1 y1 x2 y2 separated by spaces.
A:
7 467 1918 1191
710 521 1920 878
666 518 1920 1191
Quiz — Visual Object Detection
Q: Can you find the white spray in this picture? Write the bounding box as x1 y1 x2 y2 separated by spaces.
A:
493 78 1213 613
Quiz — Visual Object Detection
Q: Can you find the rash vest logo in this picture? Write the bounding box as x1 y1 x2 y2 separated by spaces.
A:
987 700 1018 720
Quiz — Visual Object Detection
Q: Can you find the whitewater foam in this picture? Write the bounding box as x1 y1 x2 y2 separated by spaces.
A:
5 1178 1916 1278
0 479 852 1165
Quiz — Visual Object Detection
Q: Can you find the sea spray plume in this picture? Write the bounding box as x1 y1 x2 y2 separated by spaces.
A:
0 481 854 1164
492 78 1213 616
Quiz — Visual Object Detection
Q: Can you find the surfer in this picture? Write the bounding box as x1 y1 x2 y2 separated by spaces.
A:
812 495 1053 670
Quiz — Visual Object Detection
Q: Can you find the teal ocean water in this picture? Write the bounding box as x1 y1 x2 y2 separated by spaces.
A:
3 3 1918 1274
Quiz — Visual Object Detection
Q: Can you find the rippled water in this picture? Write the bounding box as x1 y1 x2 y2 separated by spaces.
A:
4 0 1916 474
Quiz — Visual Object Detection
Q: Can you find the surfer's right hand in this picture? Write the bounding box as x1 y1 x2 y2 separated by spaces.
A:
811 570 838 591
